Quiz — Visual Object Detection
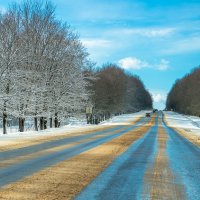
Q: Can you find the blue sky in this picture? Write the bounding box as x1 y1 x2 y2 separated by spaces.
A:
1 0 200 109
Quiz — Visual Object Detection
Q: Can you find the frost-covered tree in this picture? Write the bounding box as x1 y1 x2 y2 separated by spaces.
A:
0 8 25 134
0 0 92 133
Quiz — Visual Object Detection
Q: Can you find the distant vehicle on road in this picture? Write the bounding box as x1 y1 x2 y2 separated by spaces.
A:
153 109 158 113
146 113 151 117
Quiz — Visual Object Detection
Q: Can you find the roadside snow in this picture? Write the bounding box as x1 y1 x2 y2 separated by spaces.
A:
0 111 149 145
164 111 200 136
101 110 149 126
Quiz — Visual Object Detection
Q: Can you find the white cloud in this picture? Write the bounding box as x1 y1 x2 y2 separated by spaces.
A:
118 57 150 70
110 27 175 38
150 90 167 110
81 38 111 48
153 93 166 103
118 57 170 71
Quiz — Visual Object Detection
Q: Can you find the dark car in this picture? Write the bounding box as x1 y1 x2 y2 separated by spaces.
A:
153 109 158 113
146 113 151 117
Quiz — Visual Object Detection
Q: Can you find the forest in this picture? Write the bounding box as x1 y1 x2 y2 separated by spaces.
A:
0 0 152 134
166 67 200 116
90 65 152 114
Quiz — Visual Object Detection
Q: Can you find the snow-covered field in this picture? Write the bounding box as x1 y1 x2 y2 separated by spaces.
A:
164 111 200 136
0 111 148 145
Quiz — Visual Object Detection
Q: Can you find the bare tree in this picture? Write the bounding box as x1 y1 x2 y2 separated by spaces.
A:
91 64 152 119
167 66 200 116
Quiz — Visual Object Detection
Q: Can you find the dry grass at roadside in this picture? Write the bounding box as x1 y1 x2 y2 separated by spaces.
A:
163 115 200 147
174 128 200 147
0 117 154 200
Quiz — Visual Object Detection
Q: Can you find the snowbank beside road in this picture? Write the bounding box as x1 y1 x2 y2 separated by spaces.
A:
164 111 200 136
101 110 150 126
0 111 148 146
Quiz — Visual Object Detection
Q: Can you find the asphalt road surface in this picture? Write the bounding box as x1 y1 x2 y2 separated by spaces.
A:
0 112 199 200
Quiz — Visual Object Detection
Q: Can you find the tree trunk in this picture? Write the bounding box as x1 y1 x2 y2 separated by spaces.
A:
54 113 58 128
40 117 44 130
44 118 47 129
50 117 53 128
19 117 25 132
3 112 7 134
34 117 38 131
3 85 9 134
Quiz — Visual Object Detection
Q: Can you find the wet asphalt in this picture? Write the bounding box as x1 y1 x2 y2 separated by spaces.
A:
0 117 149 188
163 119 200 200
75 115 158 200
76 113 200 200
1 113 199 200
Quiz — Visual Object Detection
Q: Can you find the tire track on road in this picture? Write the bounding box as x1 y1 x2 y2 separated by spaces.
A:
75 115 158 200
0 117 146 162
0 117 155 200
0 117 143 152
0 117 147 169
162 117 200 200
142 117 186 200
0 134 116 168
0 117 149 188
